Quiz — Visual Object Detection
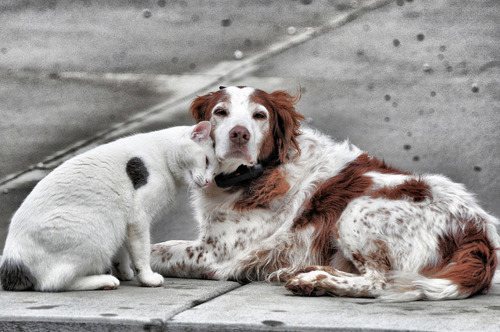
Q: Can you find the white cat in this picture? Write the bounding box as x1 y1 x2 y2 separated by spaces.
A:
0 121 216 291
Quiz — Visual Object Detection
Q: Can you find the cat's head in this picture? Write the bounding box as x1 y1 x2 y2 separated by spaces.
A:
184 121 218 188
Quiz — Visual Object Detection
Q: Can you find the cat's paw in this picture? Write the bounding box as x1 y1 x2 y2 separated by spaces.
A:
112 263 135 281
138 272 164 287
69 275 120 291
99 275 121 290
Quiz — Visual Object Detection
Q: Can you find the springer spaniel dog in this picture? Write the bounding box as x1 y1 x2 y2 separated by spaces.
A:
151 86 499 301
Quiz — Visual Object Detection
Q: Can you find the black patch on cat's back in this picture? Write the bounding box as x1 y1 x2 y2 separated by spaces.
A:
126 157 149 189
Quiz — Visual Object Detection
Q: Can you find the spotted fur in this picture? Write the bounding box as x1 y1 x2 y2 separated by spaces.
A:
126 157 149 189
151 86 499 301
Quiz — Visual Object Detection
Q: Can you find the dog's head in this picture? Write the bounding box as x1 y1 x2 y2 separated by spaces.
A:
190 86 304 174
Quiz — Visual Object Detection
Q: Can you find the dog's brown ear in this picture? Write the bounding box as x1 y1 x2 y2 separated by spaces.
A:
190 93 212 123
271 90 304 163
263 90 304 164
190 90 227 122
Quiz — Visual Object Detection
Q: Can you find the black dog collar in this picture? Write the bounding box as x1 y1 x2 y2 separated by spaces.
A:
215 164 264 188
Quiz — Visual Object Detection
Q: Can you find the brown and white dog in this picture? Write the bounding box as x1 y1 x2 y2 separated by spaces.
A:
151 86 499 301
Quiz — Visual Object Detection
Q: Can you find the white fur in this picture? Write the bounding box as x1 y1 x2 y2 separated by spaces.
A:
150 87 500 301
0 122 217 291
151 127 363 278
209 86 270 173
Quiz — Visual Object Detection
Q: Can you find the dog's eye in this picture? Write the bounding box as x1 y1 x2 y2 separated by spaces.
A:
253 112 267 120
214 108 228 117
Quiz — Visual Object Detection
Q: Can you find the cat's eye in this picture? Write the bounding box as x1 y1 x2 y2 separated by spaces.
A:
214 108 228 117
253 112 267 120
205 156 210 168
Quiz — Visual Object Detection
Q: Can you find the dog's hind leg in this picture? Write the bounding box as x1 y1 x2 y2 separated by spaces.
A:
286 265 387 298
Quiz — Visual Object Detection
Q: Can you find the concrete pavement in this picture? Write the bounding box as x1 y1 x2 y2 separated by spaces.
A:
0 277 240 332
1 0 500 330
0 276 499 332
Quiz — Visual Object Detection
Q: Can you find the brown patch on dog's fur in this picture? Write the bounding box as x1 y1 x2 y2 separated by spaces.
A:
421 222 498 296
233 167 290 211
190 90 228 123
250 89 304 165
371 178 432 202
294 154 407 264
366 240 392 272
315 273 328 281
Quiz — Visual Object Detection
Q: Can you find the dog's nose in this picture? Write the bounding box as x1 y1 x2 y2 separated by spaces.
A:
229 126 250 145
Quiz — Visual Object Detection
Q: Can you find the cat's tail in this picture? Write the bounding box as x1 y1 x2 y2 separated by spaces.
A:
0 259 36 291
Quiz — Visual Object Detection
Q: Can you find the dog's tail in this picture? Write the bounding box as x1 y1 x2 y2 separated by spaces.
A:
0 259 36 291
382 226 498 302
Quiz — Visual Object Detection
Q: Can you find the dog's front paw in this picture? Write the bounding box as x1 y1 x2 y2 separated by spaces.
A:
285 271 329 296
138 271 165 287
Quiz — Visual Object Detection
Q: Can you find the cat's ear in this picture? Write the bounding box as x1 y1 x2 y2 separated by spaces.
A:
191 121 212 142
